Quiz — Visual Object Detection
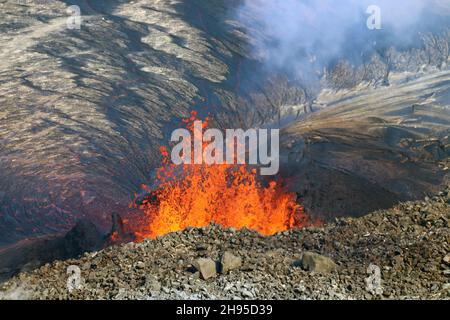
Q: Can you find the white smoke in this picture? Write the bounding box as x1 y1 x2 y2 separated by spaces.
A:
236 0 450 77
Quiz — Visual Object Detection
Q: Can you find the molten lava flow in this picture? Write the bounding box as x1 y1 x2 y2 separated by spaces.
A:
127 111 309 241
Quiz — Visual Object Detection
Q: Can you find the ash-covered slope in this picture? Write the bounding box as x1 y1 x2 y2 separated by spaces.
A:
0 0 251 245
281 71 450 219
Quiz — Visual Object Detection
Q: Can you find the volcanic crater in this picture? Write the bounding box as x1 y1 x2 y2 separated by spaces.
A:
0 0 449 299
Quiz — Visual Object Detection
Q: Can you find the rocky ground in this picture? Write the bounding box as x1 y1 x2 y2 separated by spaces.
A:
1 185 449 300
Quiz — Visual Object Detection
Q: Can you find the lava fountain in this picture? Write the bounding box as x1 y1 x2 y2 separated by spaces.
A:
125 111 310 241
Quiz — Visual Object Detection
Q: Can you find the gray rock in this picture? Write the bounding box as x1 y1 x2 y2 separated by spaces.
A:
145 276 161 292
192 258 217 280
241 289 253 298
443 253 450 265
195 243 209 251
220 252 242 274
296 252 337 273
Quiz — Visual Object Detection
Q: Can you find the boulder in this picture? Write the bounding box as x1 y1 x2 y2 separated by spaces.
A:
296 252 336 273
192 258 217 280
220 252 242 274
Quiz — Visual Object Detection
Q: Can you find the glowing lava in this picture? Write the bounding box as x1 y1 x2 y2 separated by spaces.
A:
127 111 309 241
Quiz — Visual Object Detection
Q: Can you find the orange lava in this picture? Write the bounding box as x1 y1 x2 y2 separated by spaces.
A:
127 111 309 241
